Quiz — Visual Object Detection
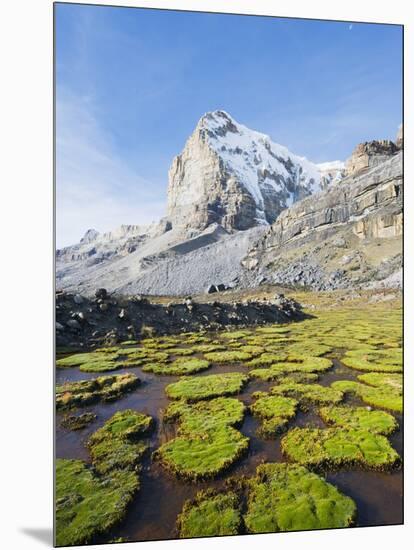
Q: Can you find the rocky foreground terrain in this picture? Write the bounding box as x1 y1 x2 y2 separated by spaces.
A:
56 288 304 348
56 111 402 296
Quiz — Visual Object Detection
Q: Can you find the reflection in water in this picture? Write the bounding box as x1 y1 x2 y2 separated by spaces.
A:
55 355 403 542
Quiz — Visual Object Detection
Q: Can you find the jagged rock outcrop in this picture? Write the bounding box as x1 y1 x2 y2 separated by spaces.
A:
167 110 341 231
57 224 153 263
344 140 398 177
396 124 403 149
243 150 402 290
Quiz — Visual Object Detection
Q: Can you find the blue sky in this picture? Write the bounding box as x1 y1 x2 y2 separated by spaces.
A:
55 3 402 247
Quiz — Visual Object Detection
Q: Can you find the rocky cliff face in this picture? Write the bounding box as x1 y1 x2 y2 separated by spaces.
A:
167 111 341 231
344 140 398 177
56 112 402 296
243 150 402 290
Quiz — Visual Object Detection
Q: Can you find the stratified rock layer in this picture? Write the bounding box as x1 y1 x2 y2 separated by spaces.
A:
243 151 402 290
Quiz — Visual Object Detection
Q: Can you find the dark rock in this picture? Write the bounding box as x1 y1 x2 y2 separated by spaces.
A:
207 285 217 294
71 311 85 322
95 288 108 300
73 294 84 305
66 319 81 330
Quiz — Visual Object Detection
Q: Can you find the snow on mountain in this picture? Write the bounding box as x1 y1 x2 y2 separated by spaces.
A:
167 110 343 231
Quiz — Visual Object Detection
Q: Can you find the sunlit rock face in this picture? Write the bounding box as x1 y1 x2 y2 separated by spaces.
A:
167 110 339 231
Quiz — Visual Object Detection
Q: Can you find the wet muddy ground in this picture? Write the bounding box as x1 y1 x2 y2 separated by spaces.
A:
55 349 403 542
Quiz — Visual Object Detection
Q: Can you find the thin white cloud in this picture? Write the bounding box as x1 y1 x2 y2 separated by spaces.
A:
349 24 353 31
56 89 166 248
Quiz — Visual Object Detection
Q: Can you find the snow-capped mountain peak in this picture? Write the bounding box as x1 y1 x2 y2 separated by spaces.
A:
167 110 343 231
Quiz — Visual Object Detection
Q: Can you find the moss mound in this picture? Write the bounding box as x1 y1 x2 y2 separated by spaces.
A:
246 352 288 368
244 463 356 533
177 490 242 538
357 372 402 391
60 412 97 431
332 380 402 413
56 347 149 373
56 351 120 368
192 343 226 353
250 357 332 381
250 394 298 438
88 409 153 474
56 459 138 547
204 350 252 363
156 396 248 480
281 427 400 470
270 382 343 405
319 405 398 435
56 373 140 410
166 348 196 356
281 372 319 384
142 358 210 376
165 373 248 402
287 342 332 357
79 360 127 373
154 425 248 480
341 348 402 373
164 397 245 432
220 331 251 340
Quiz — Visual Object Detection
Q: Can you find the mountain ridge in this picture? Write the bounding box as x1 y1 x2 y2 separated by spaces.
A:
56 112 402 296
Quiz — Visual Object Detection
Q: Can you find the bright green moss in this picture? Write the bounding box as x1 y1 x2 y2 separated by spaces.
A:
358 372 403 391
244 463 356 533
165 373 248 402
281 372 319 384
191 343 226 353
147 351 170 362
204 350 252 363
332 380 402 413
56 373 140 410
88 409 153 475
154 425 249 480
56 351 120 368
55 459 139 547
220 331 251 339
341 348 402 373
237 345 265 356
89 437 148 475
90 409 153 439
281 427 400 470
166 348 196 356
250 357 332 381
163 397 245 432
79 360 126 373
287 342 332 357
250 394 298 438
270 382 343 405
319 405 398 435
142 358 210 376
177 491 242 538
156 395 248 480
246 352 289 367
